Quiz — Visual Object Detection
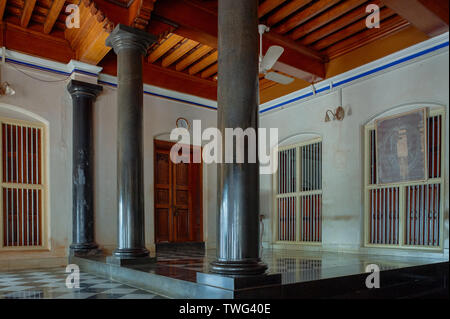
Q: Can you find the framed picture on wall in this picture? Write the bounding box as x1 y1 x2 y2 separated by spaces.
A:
375 108 427 184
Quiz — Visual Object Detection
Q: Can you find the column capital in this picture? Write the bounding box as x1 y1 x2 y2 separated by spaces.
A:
67 80 103 99
106 24 157 55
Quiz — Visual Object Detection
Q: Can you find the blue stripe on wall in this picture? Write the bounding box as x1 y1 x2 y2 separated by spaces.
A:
5 40 448 114
97 80 217 110
259 41 449 114
6 58 71 76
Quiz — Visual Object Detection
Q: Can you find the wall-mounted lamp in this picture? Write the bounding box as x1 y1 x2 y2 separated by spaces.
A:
0 82 15 96
325 106 345 122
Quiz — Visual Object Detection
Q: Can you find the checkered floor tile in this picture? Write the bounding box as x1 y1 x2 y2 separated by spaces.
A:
0 267 167 299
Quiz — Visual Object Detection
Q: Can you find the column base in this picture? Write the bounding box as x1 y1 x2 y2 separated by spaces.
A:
106 248 156 266
197 271 281 290
106 255 156 266
70 243 102 257
210 259 268 276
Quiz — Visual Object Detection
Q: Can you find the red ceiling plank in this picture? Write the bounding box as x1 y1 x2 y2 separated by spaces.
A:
89 0 133 26
326 15 410 58
264 30 326 79
147 18 177 40
312 7 396 51
289 0 367 40
100 51 217 100
382 0 448 37
266 0 312 26
3 21 74 63
153 0 217 48
299 0 383 45
418 0 449 25
0 0 7 21
274 0 340 34
153 0 326 80
21 0 37 28
43 0 65 34
258 0 289 18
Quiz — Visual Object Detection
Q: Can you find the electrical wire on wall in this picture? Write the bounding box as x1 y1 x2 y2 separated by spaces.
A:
5 61 72 83
1 46 71 83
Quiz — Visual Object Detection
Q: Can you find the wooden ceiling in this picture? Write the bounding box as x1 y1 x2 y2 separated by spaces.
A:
0 0 448 102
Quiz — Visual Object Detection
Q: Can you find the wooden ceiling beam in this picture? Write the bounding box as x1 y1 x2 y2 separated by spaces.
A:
299 0 383 45
325 15 410 58
313 7 396 51
0 0 7 21
264 30 326 79
75 16 111 64
382 0 448 37
153 0 326 80
147 18 177 39
148 33 184 63
266 0 312 26
43 0 65 34
175 44 213 71
100 52 218 100
1 21 74 63
289 0 367 40
418 0 449 25
161 38 198 67
21 0 37 28
128 0 156 30
200 62 217 79
65 0 114 65
189 50 217 75
275 0 340 34
258 0 289 18
66 1 97 47
153 0 216 44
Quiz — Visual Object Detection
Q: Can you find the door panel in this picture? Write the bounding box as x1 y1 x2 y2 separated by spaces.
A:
175 208 190 242
154 151 172 243
173 158 191 242
155 208 170 242
154 140 203 243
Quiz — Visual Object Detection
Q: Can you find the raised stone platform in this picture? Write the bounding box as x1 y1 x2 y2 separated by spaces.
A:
68 249 449 299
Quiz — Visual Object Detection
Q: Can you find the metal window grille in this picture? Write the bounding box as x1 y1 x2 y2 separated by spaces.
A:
365 111 444 248
276 140 322 243
1 120 44 248
405 184 440 246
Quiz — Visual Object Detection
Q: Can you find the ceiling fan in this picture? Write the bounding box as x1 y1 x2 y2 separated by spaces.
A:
258 24 294 85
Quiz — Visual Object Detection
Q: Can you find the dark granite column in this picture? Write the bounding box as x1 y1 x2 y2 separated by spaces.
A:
67 80 102 256
210 0 267 275
105 24 156 264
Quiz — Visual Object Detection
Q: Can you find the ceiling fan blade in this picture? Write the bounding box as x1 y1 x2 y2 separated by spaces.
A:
261 45 284 71
265 71 294 85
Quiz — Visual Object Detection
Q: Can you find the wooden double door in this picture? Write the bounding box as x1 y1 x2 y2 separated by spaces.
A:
154 140 203 243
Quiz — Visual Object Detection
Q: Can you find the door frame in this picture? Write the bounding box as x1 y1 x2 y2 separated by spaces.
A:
153 139 203 243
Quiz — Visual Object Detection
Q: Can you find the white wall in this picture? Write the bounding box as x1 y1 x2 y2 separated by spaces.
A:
0 61 218 259
260 50 449 257
0 64 72 257
94 85 218 252
1 39 448 261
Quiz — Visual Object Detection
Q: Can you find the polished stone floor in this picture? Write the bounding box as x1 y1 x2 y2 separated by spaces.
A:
0 267 167 299
2 249 446 299
132 248 448 285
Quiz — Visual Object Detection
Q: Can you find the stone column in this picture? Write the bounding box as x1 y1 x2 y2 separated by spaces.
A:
210 0 267 275
67 80 102 256
105 24 156 263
